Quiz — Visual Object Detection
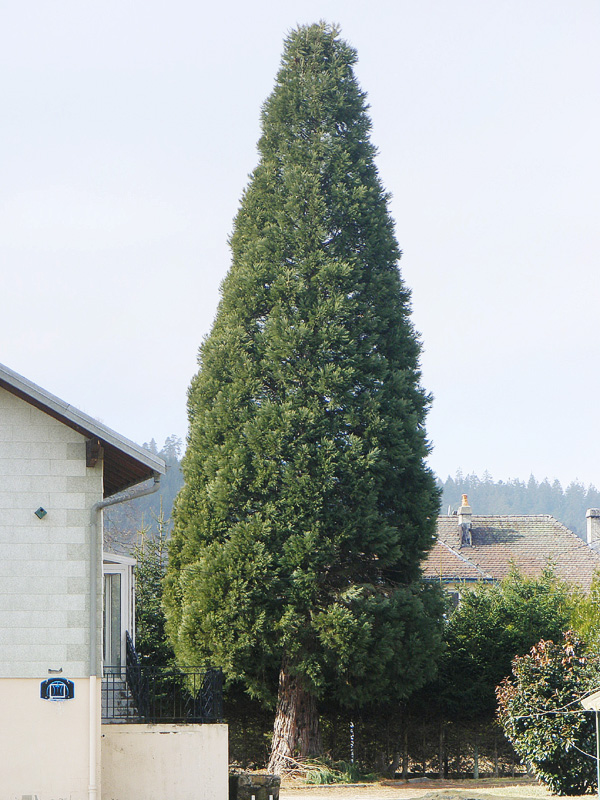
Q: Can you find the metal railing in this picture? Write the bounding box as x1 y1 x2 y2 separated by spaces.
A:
102 631 223 724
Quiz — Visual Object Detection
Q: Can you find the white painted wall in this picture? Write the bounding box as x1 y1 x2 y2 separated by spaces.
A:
101 724 229 800
0 678 100 800
0 387 103 678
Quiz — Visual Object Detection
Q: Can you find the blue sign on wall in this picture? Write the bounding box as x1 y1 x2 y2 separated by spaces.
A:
40 678 75 701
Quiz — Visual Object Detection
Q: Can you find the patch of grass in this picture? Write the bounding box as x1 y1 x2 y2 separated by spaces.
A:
303 759 376 784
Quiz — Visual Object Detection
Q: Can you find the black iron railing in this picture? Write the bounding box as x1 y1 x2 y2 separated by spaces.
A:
101 631 223 724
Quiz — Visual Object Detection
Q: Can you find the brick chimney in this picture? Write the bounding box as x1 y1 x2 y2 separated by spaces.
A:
586 509 600 549
458 494 472 546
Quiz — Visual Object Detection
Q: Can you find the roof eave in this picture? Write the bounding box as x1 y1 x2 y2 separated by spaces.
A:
0 362 166 495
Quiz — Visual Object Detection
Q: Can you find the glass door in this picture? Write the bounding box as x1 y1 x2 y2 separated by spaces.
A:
103 572 122 673
102 553 135 676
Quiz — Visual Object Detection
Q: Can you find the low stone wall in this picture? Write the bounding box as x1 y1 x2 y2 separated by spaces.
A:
230 772 281 800
101 723 228 800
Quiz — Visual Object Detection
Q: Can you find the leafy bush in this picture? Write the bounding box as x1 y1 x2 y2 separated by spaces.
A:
497 632 599 795
438 567 574 722
571 570 600 652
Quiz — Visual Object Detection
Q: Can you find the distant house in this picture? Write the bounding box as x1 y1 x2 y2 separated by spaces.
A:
423 495 600 594
0 362 227 800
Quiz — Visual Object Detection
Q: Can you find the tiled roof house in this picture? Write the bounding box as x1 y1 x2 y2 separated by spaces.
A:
423 496 600 592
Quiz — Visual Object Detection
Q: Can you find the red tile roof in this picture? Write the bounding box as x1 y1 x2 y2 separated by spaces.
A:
423 515 600 591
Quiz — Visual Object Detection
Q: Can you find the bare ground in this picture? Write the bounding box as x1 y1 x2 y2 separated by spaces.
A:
279 778 576 800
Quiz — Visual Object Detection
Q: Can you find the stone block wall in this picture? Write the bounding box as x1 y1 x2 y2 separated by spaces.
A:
229 773 280 800
0 387 103 678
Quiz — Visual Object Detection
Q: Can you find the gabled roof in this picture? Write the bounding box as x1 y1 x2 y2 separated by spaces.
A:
0 361 166 498
423 514 600 591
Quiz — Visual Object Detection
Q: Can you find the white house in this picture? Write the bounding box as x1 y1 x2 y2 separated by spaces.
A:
0 362 227 800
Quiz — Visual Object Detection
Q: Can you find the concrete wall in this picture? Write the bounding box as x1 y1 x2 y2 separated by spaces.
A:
0 678 100 800
0 387 104 798
101 724 229 800
0 387 104 678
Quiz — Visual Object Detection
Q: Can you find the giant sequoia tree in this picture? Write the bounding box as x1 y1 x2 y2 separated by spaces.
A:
164 23 443 772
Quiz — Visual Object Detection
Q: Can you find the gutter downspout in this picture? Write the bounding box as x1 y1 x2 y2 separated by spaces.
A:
88 472 162 800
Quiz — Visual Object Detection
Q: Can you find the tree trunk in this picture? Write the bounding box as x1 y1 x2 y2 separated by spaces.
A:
268 658 322 774
388 752 400 778
438 722 445 779
494 733 499 778
402 727 409 780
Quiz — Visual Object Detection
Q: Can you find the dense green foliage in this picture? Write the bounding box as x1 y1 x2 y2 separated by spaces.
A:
441 471 600 540
164 22 443 721
111 459 600 544
497 633 599 795
433 569 574 722
571 571 600 654
133 510 174 666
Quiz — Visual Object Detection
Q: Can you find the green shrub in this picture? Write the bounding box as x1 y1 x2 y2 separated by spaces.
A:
497 632 599 795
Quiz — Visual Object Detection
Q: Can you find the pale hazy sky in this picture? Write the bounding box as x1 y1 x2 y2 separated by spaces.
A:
1 1 599 488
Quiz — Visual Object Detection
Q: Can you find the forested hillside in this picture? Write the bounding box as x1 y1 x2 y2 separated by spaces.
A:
440 472 600 540
103 435 184 552
105 446 600 547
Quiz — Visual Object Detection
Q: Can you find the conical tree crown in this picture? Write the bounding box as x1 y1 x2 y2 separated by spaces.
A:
165 23 442 706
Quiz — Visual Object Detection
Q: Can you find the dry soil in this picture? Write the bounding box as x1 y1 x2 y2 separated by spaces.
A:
279 778 572 800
